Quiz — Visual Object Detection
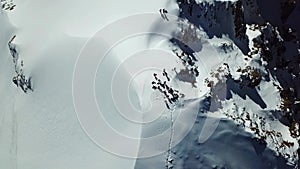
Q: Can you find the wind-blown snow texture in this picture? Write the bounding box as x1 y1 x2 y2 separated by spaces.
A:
0 0 299 169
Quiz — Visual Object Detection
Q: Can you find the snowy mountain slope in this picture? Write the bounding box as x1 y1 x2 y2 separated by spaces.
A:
0 0 169 168
135 0 299 168
135 114 295 169
0 0 299 169
0 26 138 169
135 26 298 169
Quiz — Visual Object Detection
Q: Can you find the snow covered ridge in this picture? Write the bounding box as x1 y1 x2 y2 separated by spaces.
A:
0 0 299 169
72 12 226 160
165 0 299 167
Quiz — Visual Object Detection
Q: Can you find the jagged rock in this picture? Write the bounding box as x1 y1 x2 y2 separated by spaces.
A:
8 35 33 93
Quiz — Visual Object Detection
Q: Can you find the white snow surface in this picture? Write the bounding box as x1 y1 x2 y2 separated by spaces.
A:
0 0 298 169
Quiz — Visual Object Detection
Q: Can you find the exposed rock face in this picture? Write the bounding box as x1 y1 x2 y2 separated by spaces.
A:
1 0 16 11
171 0 300 166
8 36 33 93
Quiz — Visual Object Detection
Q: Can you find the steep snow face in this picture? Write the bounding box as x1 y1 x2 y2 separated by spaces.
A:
8 0 178 37
0 24 139 169
135 116 295 169
0 9 17 169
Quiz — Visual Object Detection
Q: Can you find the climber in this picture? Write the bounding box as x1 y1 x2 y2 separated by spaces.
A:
159 8 169 21
153 73 158 80
12 76 18 86
162 69 170 81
